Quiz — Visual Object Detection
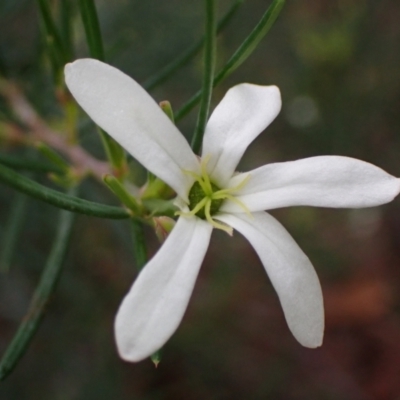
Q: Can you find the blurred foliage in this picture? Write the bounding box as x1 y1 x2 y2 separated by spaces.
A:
1 0 400 399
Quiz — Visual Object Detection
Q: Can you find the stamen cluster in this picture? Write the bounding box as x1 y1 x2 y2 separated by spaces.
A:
178 157 251 233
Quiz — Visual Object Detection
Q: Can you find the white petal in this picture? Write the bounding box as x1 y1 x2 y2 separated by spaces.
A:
222 156 400 212
65 59 199 200
216 212 324 348
115 216 212 362
201 84 281 186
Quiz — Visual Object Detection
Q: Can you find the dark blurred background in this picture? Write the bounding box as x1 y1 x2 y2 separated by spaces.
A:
1 0 400 399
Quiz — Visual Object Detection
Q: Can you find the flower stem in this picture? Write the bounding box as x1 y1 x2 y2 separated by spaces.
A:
130 220 147 270
191 0 217 154
175 0 285 122
0 188 76 381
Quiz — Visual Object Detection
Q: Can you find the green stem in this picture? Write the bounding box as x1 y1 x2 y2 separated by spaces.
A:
143 0 243 91
0 164 130 219
0 188 76 381
130 220 147 270
191 0 217 154
175 0 285 122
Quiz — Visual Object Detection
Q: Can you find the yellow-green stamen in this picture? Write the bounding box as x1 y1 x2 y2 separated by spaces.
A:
178 157 251 233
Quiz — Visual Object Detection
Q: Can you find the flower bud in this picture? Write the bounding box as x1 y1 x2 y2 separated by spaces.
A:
153 216 175 243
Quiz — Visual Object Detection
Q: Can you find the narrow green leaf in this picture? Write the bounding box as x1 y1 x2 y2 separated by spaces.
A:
0 153 65 174
191 0 217 154
214 0 285 84
174 92 201 123
0 193 28 273
0 164 130 219
175 0 285 122
59 0 75 61
0 190 76 381
0 50 7 77
77 0 127 175
143 0 243 91
35 142 70 172
78 0 105 61
103 174 141 214
37 13 61 85
36 0 69 66
42 32 62 85
98 127 127 178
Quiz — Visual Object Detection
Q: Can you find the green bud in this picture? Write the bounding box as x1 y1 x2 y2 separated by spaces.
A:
151 350 161 368
153 216 175 242
141 178 175 200
142 199 178 218
159 100 174 123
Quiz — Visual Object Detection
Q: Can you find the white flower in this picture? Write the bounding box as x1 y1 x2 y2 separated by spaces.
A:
65 59 400 362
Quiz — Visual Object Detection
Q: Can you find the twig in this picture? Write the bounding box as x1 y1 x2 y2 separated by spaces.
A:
0 81 111 180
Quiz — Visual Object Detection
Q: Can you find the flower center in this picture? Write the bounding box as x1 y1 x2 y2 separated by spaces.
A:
177 155 252 234
188 181 223 219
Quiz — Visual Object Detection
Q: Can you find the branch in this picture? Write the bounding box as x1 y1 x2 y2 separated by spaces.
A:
0 81 111 180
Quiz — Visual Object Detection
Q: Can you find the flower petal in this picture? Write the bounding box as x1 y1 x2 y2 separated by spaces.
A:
65 59 199 200
223 156 400 212
115 216 212 362
201 84 281 186
216 212 324 348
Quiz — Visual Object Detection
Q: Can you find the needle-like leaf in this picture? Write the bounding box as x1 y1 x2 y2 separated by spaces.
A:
175 0 285 121
142 0 243 91
0 164 130 219
0 189 76 380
